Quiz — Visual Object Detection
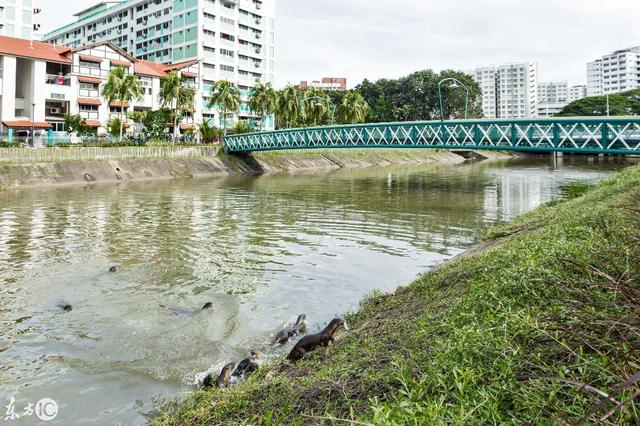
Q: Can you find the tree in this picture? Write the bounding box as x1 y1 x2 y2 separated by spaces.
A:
336 91 369 124
63 114 96 136
275 85 301 129
248 81 277 130
198 119 221 144
355 69 482 123
142 109 171 140
557 89 640 116
302 88 333 127
159 71 196 144
208 80 241 137
101 67 143 140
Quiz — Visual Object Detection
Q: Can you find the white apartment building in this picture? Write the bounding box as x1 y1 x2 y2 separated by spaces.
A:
569 85 587 102
472 66 498 119
0 35 200 141
0 0 33 39
587 47 640 96
472 62 538 119
43 0 276 130
537 80 568 117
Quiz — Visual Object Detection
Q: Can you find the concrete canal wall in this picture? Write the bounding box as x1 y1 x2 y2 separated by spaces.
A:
0 146 512 190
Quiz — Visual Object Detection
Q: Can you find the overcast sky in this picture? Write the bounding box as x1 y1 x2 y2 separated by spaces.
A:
38 0 639 88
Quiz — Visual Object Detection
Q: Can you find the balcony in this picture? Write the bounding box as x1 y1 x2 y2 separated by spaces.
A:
46 74 71 86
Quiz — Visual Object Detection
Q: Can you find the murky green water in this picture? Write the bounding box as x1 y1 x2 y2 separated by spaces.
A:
0 157 626 424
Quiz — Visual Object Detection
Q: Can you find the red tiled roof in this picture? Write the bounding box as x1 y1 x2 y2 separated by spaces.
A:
2 121 53 129
79 54 103 63
77 98 102 105
165 59 199 71
0 35 72 64
109 101 130 107
181 71 197 78
180 124 195 130
134 59 168 78
110 59 132 67
84 120 102 127
78 76 102 84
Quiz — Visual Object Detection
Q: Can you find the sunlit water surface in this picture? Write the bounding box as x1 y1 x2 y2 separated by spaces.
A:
0 157 626 424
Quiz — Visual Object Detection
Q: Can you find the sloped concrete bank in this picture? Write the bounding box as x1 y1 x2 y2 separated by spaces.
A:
0 149 512 190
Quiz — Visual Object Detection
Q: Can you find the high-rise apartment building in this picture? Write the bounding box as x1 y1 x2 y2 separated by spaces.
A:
587 47 640 96
472 66 498 118
44 0 276 129
471 62 538 119
0 0 34 39
537 80 568 117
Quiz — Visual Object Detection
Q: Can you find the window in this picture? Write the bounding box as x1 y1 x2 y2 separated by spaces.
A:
79 104 98 112
79 60 100 69
220 49 234 57
220 64 234 72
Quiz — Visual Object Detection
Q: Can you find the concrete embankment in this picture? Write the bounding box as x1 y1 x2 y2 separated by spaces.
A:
0 147 512 190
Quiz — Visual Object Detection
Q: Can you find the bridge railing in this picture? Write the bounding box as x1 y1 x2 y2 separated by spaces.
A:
224 118 640 155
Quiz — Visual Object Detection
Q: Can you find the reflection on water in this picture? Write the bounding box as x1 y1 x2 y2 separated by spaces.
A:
0 157 625 424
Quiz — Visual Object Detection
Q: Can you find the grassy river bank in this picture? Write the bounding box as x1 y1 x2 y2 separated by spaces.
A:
155 163 640 425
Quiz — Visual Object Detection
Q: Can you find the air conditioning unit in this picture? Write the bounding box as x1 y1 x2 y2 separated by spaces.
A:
49 108 61 114
255 48 261 54
256 3 262 9
255 33 261 39
254 62 260 68
255 19 261 25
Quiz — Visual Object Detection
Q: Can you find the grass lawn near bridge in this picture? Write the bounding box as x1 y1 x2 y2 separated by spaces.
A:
154 163 640 425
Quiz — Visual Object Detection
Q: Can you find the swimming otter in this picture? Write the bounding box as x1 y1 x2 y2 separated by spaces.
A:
202 362 236 389
160 302 214 316
108 266 117 273
273 314 307 345
59 304 73 312
232 350 262 379
287 318 349 362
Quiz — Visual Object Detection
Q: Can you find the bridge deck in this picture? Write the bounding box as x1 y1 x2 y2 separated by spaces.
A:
225 118 640 155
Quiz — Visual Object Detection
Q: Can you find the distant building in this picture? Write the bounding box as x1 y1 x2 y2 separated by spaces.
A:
587 47 640 96
0 0 33 39
569 85 587 102
295 77 347 91
537 81 568 117
471 62 538 119
472 66 498 118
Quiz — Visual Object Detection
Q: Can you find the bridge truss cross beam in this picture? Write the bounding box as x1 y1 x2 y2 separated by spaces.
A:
224 118 640 156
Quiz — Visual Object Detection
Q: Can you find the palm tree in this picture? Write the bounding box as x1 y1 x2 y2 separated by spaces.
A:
276 85 301 129
302 89 333 127
208 80 241 138
336 91 370 124
198 119 221 144
101 67 143 140
159 71 196 144
248 81 277 130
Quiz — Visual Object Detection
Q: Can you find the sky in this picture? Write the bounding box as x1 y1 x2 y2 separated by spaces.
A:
37 0 639 88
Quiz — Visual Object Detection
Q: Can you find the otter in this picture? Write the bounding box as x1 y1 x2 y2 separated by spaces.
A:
232 350 262 379
59 304 73 312
160 302 214 316
287 318 349 362
202 362 236 389
108 266 117 273
273 314 307 345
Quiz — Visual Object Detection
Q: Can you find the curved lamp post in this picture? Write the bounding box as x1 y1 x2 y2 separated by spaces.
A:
438 78 469 121
302 95 337 125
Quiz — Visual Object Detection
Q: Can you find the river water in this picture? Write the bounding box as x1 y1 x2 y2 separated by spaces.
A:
0 157 625 424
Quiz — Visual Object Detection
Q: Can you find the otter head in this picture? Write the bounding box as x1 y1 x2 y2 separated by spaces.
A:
62 304 73 312
108 266 117 273
202 302 213 310
250 350 262 360
327 318 349 334
295 314 307 325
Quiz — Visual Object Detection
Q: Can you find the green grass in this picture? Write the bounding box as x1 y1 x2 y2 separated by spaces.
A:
154 164 640 425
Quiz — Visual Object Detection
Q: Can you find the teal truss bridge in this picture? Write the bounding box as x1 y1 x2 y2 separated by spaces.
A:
225 117 640 155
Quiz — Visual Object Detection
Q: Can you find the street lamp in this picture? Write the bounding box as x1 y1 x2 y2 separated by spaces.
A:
303 96 337 125
438 78 469 121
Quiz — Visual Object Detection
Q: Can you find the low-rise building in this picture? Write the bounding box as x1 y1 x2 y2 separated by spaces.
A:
0 35 200 142
295 77 348 91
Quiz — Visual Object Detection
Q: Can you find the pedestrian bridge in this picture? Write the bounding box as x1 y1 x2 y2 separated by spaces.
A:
225 118 640 155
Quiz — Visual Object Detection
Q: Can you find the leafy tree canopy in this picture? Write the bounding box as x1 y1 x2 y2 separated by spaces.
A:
557 89 640 116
